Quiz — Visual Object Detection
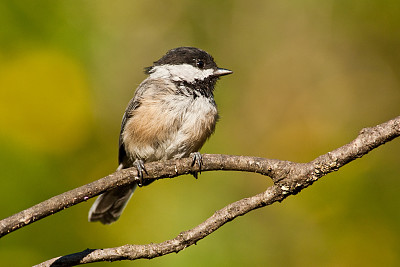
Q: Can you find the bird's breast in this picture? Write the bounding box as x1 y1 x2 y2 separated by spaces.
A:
123 91 218 162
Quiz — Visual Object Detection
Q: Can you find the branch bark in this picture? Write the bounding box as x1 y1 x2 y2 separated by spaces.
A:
0 116 398 266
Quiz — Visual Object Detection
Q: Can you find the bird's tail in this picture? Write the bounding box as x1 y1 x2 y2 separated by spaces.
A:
88 165 137 224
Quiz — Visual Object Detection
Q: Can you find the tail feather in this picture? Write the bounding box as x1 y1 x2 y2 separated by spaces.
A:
88 183 137 224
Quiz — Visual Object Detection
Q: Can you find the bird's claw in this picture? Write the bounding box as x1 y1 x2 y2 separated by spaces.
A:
134 159 147 187
190 152 203 179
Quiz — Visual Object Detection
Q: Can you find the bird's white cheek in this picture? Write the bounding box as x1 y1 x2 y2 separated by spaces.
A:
150 64 214 83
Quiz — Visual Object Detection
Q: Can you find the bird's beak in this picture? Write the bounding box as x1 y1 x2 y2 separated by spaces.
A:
213 68 233 77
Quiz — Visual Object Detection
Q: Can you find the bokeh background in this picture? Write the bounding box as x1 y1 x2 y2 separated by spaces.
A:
1 1 400 266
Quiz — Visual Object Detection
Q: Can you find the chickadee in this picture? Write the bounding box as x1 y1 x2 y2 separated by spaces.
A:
88 47 232 224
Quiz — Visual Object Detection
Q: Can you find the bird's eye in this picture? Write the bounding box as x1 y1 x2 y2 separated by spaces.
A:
196 60 205 69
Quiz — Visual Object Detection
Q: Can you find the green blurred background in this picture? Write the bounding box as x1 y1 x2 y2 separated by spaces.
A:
1 1 399 266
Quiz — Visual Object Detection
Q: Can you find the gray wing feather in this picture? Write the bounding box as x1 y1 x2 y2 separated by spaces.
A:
89 80 149 224
118 80 150 165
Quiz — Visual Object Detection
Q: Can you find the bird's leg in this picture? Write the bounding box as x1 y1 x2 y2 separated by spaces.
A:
134 159 147 187
190 152 203 179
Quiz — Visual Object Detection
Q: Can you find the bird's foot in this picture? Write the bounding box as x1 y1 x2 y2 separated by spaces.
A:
134 159 147 187
190 152 203 179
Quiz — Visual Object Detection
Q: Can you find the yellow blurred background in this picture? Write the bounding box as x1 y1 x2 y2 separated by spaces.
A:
1 1 399 266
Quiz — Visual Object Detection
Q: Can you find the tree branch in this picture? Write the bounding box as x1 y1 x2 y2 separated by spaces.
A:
1 116 398 266
0 155 285 238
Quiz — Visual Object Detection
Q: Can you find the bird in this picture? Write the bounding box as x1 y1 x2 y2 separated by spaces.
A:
88 47 233 224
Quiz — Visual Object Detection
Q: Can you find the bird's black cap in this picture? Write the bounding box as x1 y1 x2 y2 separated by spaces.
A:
145 47 218 73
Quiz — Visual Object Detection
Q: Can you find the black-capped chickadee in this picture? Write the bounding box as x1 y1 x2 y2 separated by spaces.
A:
88 47 233 224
